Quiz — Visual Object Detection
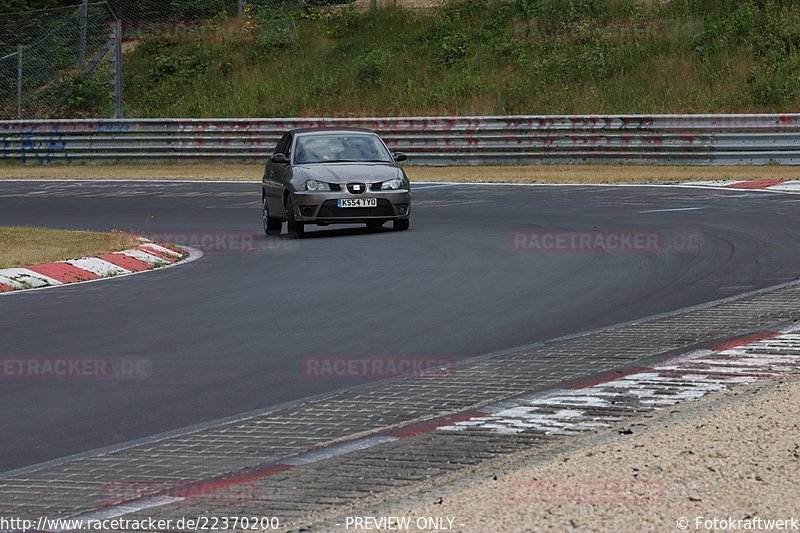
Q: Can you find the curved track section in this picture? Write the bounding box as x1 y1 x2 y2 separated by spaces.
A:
1 181 799 471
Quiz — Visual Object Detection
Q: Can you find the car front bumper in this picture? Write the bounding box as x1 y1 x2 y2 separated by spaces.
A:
292 190 411 224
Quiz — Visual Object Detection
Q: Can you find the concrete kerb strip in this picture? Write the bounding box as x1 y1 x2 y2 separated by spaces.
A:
60 322 800 524
683 179 800 192
337 379 797 533
0 239 203 296
309 331 800 530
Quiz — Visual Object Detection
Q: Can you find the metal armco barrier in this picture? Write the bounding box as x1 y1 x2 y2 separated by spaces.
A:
3 114 800 165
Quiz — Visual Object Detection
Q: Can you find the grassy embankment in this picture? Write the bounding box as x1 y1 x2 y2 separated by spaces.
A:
71 0 800 118
0 227 139 269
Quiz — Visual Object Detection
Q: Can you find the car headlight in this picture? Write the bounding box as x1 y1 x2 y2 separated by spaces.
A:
302 179 331 192
381 178 405 191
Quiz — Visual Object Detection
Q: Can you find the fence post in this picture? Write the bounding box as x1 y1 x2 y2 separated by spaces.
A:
238 0 245 17
79 0 88 65
370 0 377 12
16 45 23 119
113 19 123 118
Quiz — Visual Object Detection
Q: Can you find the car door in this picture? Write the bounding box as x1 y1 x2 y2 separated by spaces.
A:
274 133 294 216
264 134 289 214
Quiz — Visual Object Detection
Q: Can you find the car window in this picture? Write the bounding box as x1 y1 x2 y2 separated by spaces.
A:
273 134 289 155
294 134 393 164
283 134 293 157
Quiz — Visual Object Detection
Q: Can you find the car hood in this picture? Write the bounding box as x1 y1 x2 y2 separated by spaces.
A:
296 163 400 184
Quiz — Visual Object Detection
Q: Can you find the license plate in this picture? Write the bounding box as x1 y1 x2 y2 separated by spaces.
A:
338 198 377 208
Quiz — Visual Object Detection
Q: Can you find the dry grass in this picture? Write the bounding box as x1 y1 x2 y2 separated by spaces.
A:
0 164 263 181
0 227 140 269
1 163 799 184
406 165 800 184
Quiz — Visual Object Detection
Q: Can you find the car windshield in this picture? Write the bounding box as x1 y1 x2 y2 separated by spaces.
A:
294 133 393 164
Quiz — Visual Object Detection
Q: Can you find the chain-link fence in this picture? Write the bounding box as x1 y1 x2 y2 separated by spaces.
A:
246 0 443 13
102 0 440 49
0 0 442 119
0 2 119 119
103 0 398 42
105 0 439 22
0 5 88 56
335 0 445 9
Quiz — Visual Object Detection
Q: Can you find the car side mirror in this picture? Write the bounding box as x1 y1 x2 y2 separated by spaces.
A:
393 152 407 162
271 153 289 164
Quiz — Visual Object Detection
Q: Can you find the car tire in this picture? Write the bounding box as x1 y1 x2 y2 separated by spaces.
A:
285 195 304 238
366 220 385 232
393 219 410 231
263 198 282 235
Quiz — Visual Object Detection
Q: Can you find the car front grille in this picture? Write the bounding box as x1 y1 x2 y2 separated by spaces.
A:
347 183 367 194
317 199 395 218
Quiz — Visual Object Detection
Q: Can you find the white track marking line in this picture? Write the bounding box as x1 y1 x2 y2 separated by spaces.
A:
413 200 484 208
54 496 184 531
441 328 800 435
140 242 182 257
65 257 131 277
0 275 25 289
638 207 704 214
682 180 749 187
767 181 800 192
0 268 63 288
411 184 458 190
119 249 170 265
285 436 398 466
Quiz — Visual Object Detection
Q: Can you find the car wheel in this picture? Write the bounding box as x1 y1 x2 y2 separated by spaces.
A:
263 198 282 235
393 219 410 231
366 220 385 232
285 195 304 238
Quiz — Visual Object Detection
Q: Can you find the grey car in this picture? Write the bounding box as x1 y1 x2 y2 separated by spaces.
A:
262 128 412 237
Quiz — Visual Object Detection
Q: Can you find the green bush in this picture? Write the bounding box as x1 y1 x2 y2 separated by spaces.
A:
148 52 176 81
169 0 229 19
747 59 800 106
439 33 468 66
355 49 385 83
59 68 113 118
255 19 297 54
120 0 800 117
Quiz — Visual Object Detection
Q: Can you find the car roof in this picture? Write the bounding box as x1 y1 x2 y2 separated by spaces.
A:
289 127 376 135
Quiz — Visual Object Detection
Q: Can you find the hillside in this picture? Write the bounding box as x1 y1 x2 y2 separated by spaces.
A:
95 0 800 117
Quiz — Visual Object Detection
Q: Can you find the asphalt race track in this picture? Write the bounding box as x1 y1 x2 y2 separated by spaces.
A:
1 181 799 472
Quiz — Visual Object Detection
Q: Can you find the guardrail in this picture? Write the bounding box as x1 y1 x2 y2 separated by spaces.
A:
3 114 800 165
